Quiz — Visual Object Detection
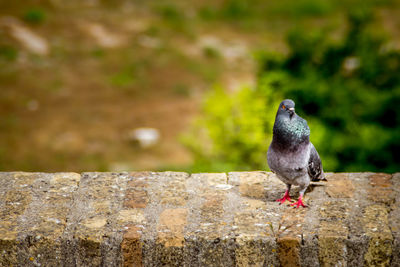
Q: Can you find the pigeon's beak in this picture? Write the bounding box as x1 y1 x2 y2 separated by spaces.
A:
288 107 295 117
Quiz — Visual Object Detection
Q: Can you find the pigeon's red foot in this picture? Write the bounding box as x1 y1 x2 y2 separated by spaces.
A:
276 190 291 204
290 195 307 208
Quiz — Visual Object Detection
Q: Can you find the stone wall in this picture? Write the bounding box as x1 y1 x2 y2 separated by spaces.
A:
0 171 399 266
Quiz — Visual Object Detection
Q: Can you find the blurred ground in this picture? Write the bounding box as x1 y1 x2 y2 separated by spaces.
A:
0 0 399 172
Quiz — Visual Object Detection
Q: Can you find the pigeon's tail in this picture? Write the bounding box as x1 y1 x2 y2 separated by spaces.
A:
313 170 327 182
309 168 326 182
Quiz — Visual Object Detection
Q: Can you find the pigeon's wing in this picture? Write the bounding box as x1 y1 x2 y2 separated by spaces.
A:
308 143 324 181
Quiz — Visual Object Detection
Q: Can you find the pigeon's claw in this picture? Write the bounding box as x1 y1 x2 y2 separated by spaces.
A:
276 190 291 204
290 195 307 208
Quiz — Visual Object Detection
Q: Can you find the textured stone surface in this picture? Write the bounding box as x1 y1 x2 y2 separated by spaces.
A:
368 173 395 204
0 171 399 266
325 173 354 198
318 200 349 267
0 172 80 266
390 173 400 267
362 205 393 267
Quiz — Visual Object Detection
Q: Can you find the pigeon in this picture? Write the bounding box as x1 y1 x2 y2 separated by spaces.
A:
267 99 325 208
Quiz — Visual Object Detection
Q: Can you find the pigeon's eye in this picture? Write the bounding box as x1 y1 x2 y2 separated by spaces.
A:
282 105 286 109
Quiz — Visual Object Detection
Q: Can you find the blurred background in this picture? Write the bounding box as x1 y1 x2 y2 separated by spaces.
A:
0 0 399 173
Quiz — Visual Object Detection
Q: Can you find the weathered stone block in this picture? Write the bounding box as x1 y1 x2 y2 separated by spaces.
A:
157 208 188 248
0 239 18 266
362 204 393 267
235 237 278 267
325 173 355 198
278 236 301 267
368 173 395 205
122 225 143 267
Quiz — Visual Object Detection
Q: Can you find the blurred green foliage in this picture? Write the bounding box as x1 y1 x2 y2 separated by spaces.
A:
270 0 335 17
202 46 221 59
186 10 400 172
0 46 18 61
173 83 190 97
182 85 279 172
109 70 136 88
23 8 46 24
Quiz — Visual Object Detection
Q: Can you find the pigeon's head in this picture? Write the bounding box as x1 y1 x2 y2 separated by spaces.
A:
277 99 295 118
